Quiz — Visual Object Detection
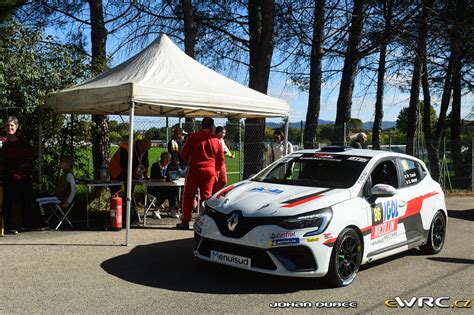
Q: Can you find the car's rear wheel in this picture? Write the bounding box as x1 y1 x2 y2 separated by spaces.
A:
420 211 446 254
326 228 362 287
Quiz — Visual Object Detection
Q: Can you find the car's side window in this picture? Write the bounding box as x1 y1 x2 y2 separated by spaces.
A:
370 159 399 188
399 158 425 186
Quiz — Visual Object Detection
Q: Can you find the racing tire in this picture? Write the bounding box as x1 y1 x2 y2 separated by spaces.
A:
325 228 362 287
420 211 446 255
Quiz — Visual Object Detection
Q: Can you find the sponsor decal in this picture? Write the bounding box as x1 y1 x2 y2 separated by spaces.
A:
210 250 251 269
371 219 398 240
193 223 202 234
347 156 369 162
269 238 300 247
371 200 399 225
357 170 369 184
383 200 399 220
271 231 296 239
306 237 320 243
371 231 397 245
323 233 333 239
299 154 342 162
250 187 284 194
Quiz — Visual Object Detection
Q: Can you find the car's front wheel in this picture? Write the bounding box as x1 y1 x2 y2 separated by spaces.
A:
326 228 362 287
420 211 446 254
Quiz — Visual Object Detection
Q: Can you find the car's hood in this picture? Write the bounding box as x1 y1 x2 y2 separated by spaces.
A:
206 181 351 217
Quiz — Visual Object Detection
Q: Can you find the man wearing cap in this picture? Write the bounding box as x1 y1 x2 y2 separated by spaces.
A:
168 127 188 171
178 117 224 229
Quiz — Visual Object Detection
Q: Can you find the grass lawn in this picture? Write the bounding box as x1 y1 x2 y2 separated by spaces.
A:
110 146 242 185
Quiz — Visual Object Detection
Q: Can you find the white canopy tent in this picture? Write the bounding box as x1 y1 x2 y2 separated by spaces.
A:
46 34 289 245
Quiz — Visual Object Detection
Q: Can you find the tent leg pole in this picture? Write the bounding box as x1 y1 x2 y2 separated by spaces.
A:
284 117 289 155
239 118 242 181
125 101 135 246
166 116 169 143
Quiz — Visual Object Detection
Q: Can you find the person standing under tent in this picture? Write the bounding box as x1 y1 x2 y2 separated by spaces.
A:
167 127 188 173
178 117 224 230
109 138 151 224
212 126 234 194
267 129 294 165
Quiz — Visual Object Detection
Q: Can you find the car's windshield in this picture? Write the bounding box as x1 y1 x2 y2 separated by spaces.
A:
252 153 371 189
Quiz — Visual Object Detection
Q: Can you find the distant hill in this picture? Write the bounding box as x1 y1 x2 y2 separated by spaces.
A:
266 120 396 130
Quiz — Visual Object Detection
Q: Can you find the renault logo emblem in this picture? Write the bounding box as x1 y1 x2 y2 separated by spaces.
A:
227 213 239 231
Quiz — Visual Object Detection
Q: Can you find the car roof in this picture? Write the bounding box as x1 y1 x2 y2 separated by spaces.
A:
293 148 420 161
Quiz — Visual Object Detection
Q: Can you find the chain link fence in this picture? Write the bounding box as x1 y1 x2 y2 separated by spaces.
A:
52 116 473 192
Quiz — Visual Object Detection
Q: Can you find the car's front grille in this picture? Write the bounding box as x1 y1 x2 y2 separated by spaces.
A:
205 209 286 238
269 246 317 271
197 238 277 270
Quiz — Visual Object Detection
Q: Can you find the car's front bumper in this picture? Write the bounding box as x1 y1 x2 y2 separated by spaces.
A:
193 214 334 278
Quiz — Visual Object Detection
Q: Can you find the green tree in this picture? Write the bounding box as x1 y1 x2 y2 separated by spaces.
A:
396 102 436 135
0 19 89 190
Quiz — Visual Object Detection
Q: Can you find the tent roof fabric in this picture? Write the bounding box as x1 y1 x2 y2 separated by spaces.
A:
46 35 289 118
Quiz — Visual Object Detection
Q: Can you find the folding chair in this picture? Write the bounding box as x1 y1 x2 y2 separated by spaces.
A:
47 201 75 230
143 195 159 226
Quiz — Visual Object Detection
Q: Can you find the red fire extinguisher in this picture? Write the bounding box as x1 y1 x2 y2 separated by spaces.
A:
110 192 122 230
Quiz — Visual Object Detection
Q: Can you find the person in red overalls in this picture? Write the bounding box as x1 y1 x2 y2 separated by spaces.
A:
212 126 235 195
178 117 224 229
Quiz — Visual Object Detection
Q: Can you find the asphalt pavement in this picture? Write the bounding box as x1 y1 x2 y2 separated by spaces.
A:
0 197 473 314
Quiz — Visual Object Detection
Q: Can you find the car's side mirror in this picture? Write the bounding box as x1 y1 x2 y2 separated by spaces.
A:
370 184 397 199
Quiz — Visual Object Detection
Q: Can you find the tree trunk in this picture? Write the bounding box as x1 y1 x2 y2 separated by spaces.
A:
333 0 367 145
450 0 465 188
406 0 433 156
421 58 439 180
182 0 197 133
244 0 275 179
303 0 325 149
451 47 463 187
372 0 393 150
88 0 110 178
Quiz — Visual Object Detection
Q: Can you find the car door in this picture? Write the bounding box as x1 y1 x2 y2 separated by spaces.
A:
394 157 432 244
364 158 406 255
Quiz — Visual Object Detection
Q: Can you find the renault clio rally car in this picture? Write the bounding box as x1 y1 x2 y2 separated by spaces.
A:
193 147 447 287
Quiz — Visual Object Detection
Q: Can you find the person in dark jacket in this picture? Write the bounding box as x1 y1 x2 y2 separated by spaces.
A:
350 133 368 149
1 116 33 234
149 152 179 219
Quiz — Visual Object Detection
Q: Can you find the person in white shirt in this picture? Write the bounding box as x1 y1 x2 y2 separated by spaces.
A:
267 129 293 165
213 126 235 194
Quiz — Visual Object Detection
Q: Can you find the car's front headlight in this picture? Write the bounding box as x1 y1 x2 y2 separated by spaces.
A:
278 208 333 235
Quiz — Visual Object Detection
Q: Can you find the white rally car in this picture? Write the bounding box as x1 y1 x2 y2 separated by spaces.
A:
193 147 447 287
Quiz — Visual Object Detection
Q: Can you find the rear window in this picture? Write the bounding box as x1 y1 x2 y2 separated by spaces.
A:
399 158 425 185
252 153 371 189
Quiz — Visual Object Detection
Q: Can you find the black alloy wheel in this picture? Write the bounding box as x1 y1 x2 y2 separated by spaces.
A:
420 211 446 254
326 228 362 287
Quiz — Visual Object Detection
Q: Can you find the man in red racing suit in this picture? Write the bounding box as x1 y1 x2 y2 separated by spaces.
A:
178 117 224 229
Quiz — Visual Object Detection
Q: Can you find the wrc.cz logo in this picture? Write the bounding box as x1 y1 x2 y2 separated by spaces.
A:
384 297 471 309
